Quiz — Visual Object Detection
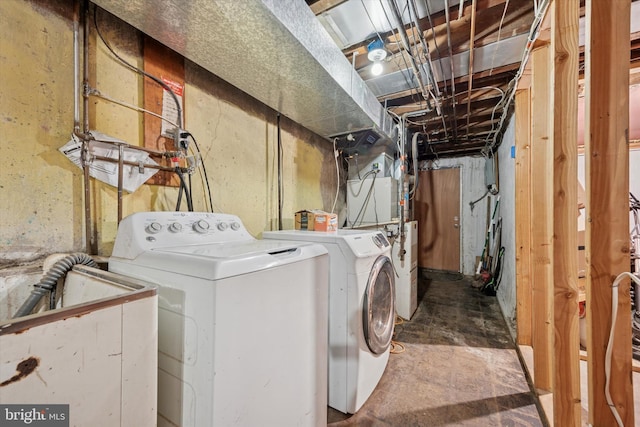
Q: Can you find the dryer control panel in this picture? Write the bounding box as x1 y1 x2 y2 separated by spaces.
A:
112 212 254 259
343 232 390 258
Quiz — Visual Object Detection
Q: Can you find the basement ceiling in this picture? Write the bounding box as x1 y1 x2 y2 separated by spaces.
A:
309 0 640 158
93 0 640 159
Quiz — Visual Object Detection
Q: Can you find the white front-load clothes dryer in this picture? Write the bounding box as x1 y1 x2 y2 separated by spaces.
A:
262 229 395 414
109 212 329 427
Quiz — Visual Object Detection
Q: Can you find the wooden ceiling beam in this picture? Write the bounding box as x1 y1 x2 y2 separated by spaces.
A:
399 98 502 123
413 120 498 139
346 0 533 71
307 0 348 15
417 140 488 158
376 62 517 107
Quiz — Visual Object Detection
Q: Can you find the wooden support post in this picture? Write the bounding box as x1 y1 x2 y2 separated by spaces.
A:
551 0 581 424
515 88 532 346
530 44 554 392
585 0 634 426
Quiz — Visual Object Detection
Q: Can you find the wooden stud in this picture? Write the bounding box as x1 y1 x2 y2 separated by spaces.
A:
551 0 581 424
515 88 532 346
530 44 554 392
585 0 634 425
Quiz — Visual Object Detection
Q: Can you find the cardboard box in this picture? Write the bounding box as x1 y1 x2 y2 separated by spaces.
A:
312 211 338 232
294 210 338 231
295 210 315 230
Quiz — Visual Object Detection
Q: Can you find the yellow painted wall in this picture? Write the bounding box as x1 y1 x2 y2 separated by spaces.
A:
0 0 82 264
0 0 340 265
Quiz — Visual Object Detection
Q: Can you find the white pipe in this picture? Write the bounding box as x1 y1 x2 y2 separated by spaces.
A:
486 0 551 151
397 108 431 258
387 0 432 108
409 0 441 99
443 0 459 140
409 132 420 197
331 138 340 214
606 272 640 427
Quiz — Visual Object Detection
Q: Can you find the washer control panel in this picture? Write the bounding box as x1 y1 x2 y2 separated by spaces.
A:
112 212 254 259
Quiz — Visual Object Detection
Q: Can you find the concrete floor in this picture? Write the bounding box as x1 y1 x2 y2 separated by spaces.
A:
328 270 545 426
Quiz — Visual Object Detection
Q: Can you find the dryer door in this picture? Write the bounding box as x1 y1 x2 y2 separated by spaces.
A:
362 255 396 354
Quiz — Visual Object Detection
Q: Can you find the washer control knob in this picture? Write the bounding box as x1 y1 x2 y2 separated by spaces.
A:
146 222 162 234
193 219 210 234
168 222 183 233
230 222 241 231
217 222 229 231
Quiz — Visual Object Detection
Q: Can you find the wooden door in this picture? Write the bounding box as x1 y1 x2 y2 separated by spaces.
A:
415 168 461 272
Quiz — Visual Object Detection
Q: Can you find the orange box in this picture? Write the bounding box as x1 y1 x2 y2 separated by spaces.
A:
312 210 338 232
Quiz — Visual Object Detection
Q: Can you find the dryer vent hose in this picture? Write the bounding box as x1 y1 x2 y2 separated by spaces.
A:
13 253 98 319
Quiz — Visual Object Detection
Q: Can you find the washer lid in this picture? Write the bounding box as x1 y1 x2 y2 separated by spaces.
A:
263 229 390 258
111 240 327 280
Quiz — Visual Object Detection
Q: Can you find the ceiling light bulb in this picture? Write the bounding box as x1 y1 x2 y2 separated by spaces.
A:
371 62 384 76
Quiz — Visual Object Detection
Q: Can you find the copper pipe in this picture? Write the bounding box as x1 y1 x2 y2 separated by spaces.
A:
88 137 167 156
76 0 95 254
92 155 176 172
117 145 124 224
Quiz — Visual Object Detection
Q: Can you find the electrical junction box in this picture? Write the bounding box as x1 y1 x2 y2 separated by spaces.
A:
346 177 398 226
347 152 395 180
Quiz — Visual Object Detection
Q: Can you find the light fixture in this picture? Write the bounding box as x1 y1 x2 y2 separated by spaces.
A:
371 62 384 76
367 39 387 76
367 39 387 62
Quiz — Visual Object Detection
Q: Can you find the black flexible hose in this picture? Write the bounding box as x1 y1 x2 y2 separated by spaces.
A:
176 177 184 211
175 168 193 211
13 253 98 319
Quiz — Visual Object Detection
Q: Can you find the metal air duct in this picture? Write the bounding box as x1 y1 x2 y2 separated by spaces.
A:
91 0 394 143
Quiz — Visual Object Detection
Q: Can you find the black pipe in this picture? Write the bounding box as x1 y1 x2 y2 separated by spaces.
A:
175 168 193 212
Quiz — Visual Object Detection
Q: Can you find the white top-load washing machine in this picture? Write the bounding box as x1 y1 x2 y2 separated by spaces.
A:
109 212 329 427
262 229 395 414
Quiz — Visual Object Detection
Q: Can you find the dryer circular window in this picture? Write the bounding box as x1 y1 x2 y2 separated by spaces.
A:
363 255 395 354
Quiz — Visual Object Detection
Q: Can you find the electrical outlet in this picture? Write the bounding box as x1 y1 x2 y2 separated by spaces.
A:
173 128 190 151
